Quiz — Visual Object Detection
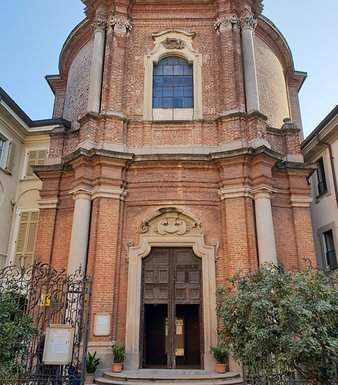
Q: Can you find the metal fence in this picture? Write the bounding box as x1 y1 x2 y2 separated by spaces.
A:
0 262 91 385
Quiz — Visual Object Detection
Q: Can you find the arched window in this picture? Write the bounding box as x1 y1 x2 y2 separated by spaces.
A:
153 57 193 109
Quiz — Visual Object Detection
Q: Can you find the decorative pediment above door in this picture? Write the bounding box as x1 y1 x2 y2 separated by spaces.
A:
141 207 202 236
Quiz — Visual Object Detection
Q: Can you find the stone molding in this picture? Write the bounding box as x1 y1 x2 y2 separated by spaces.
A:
240 8 258 31
91 15 107 33
125 207 217 371
37 198 59 209
110 15 133 36
290 194 313 208
69 186 127 201
218 185 276 200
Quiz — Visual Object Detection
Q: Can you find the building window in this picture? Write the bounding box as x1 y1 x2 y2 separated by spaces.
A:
0 136 6 161
153 57 193 109
25 150 48 177
323 230 337 271
15 211 39 269
316 157 327 196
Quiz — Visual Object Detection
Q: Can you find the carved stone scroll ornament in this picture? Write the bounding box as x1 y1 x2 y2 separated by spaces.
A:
214 15 240 33
110 15 133 36
161 38 186 50
91 15 107 33
141 208 202 236
240 7 258 31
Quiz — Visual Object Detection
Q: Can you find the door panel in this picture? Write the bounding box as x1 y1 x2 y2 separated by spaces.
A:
142 248 202 368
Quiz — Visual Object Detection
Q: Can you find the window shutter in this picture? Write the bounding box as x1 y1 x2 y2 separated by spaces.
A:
5 141 16 173
26 150 47 177
15 211 39 269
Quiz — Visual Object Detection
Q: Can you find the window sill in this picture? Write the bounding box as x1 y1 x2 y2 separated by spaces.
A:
315 191 330 203
0 166 12 176
20 176 39 182
153 108 194 121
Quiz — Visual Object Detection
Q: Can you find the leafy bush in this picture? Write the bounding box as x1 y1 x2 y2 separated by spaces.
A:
217 265 338 385
112 342 125 363
0 288 36 377
86 351 101 374
211 344 229 363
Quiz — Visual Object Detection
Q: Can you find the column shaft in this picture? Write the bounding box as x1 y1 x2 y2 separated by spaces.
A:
87 17 106 113
240 9 260 113
68 193 92 273
254 193 277 264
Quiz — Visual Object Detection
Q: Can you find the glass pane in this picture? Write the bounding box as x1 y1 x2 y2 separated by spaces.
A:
153 57 193 109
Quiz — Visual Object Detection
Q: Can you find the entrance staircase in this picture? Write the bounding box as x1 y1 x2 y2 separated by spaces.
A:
94 369 243 385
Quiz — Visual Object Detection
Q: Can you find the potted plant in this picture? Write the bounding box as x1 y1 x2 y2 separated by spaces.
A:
86 351 101 383
211 344 229 373
112 342 125 372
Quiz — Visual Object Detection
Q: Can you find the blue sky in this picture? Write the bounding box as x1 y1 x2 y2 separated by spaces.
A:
0 0 337 137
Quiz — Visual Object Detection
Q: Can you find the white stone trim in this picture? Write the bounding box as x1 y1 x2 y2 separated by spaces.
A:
143 30 203 121
125 208 217 370
290 194 312 208
37 198 59 209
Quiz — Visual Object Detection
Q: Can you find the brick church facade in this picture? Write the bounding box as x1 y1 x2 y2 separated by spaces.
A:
34 0 316 371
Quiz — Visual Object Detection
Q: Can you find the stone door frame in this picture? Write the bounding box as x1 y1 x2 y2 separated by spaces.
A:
124 208 218 371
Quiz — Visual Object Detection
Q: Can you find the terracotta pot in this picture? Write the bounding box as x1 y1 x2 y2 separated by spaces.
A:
112 362 123 372
85 374 95 384
215 363 226 374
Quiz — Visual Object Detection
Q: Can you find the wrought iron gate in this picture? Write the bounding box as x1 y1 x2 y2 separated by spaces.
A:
0 262 91 384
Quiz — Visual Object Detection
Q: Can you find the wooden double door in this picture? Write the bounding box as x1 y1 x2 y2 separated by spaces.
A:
141 248 202 369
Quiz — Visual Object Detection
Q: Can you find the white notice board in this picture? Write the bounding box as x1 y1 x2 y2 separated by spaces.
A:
43 325 74 365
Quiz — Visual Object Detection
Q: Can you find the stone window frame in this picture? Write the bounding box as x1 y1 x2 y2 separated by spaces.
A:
317 223 338 271
143 30 203 121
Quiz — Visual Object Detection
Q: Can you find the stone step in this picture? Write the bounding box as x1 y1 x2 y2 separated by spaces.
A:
95 379 243 385
94 370 243 385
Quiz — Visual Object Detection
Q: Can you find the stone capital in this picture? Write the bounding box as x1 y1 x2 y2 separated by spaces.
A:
240 8 257 31
110 15 133 36
252 185 275 200
70 188 92 200
91 15 107 33
214 15 240 33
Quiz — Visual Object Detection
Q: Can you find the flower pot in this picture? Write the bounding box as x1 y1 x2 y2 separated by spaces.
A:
112 362 123 372
85 374 95 384
215 363 226 374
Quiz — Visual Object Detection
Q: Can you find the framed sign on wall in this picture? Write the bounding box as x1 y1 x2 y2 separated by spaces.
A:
43 325 75 365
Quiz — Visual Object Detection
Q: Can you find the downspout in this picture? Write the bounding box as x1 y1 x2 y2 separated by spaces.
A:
317 134 338 209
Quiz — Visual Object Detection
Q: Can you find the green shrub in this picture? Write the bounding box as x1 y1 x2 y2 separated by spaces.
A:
112 342 125 363
217 265 338 385
211 344 229 364
86 351 101 374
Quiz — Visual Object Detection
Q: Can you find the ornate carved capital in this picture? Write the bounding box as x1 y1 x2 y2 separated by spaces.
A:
161 38 186 50
110 15 133 36
240 8 257 31
214 15 240 33
91 15 107 33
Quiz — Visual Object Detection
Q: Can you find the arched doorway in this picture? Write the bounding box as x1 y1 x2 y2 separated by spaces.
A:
142 247 202 368
125 208 218 371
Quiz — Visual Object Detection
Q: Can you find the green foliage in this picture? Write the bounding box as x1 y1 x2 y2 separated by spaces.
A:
86 351 101 374
210 344 229 363
0 287 36 378
112 342 125 363
217 265 338 385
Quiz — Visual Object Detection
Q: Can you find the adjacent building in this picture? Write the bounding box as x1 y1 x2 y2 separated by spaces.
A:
0 87 68 269
302 106 338 271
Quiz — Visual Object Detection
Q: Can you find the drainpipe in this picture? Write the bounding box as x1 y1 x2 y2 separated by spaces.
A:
317 134 338 209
